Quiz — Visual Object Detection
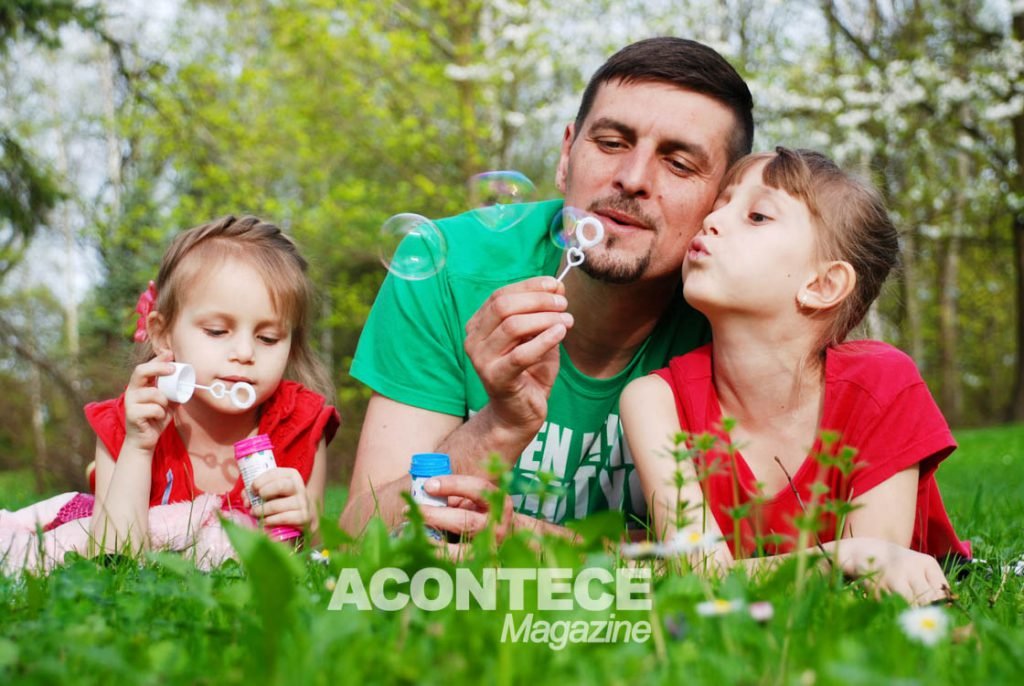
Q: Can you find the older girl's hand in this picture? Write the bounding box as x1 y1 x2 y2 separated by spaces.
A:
840 537 951 605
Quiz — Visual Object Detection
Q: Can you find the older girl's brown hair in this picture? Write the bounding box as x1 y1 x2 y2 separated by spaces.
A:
141 215 334 400
721 147 900 351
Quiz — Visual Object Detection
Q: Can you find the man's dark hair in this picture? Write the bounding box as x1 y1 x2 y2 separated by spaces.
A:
574 37 755 164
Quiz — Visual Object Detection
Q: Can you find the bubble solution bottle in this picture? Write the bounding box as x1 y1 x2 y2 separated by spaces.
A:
234 434 302 543
409 452 452 541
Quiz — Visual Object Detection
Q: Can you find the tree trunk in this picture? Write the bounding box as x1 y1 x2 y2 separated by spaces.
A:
50 66 85 481
29 354 49 493
937 232 962 423
901 227 926 368
937 147 967 423
1008 10 1024 420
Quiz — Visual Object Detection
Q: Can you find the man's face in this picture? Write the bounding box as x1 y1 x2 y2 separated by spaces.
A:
556 79 738 284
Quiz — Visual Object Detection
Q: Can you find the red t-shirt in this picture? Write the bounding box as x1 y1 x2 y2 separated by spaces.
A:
654 341 970 560
84 380 340 511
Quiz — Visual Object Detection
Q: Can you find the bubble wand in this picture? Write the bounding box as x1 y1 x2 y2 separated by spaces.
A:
158 362 257 409
555 216 605 282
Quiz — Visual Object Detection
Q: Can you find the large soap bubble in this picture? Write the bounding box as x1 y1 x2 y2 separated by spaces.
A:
378 213 448 281
549 206 605 251
468 170 537 232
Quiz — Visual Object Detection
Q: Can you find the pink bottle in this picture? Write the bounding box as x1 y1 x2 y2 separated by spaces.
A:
234 434 302 543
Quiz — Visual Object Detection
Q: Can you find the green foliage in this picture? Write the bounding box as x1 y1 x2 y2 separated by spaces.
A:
753 0 1020 424
1 423 1023 684
0 0 101 53
0 134 63 280
1 1 1022 484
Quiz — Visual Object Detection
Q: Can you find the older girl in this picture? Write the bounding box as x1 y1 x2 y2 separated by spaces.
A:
621 148 968 604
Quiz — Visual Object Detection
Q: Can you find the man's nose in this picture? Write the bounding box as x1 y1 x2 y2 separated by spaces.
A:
612 148 653 199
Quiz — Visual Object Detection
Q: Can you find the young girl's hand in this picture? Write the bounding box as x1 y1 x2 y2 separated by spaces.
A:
123 352 177 453
249 467 314 529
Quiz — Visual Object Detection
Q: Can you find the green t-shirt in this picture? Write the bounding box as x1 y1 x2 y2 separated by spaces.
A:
351 199 710 526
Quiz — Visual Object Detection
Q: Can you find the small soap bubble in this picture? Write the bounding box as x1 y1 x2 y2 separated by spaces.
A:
549 206 605 251
468 170 537 232
378 213 447 281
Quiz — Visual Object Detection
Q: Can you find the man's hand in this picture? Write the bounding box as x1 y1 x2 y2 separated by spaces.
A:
463 276 572 442
418 474 515 548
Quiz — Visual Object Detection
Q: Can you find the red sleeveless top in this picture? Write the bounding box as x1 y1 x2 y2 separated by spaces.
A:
84 380 340 511
654 342 970 560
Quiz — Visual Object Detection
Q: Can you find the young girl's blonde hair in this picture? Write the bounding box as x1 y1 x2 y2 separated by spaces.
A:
720 146 900 352
139 215 334 400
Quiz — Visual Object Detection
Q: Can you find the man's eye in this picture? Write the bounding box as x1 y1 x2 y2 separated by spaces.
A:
668 159 693 175
596 138 626 151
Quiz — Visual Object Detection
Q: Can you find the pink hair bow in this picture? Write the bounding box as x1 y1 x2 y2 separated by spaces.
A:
133 280 157 342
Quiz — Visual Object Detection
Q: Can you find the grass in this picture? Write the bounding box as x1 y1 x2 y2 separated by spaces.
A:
1 424 1022 685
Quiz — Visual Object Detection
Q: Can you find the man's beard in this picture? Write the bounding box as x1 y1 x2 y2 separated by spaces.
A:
577 193 657 283
579 234 653 284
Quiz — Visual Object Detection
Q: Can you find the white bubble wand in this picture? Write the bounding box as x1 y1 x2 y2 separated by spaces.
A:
555 216 605 282
158 362 257 409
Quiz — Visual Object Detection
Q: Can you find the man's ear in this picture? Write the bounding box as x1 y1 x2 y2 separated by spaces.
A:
146 312 172 356
798 261 856 311
555 123 575 194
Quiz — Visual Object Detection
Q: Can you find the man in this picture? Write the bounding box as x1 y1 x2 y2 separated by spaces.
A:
342 37 754 540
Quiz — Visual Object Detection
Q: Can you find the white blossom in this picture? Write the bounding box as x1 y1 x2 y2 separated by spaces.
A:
504 111 527 128
983 95 1024 121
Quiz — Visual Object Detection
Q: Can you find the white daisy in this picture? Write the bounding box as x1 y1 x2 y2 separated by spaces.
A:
311 549 331 565
620 540 661 560
898 606 949 646
664 530 723 556
696 598 743 617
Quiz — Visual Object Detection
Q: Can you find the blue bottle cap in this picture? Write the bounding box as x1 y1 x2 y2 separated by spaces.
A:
409 452 452 478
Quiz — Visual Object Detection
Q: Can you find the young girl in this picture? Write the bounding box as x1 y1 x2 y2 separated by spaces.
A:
2 215 339 571
620 148 969 605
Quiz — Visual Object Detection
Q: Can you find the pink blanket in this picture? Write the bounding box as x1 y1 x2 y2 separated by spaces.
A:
0 492 253 575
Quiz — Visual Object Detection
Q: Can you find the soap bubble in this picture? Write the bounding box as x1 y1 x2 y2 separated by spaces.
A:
468 170 537 232
549 206 605 251
378 213 447 280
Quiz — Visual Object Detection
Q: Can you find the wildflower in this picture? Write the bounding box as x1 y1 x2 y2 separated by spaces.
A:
665 530 723 556
663 613 689 641
898 606 949 646
324 577 337 592
748 601 774 622
620 540 661 560
696 598 742 617
311 549 331 565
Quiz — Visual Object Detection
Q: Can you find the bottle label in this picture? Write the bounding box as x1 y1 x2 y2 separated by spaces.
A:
238 448 277 506
410 475 447 540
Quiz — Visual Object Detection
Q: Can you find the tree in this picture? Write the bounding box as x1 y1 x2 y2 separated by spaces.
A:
756 0 1019 424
